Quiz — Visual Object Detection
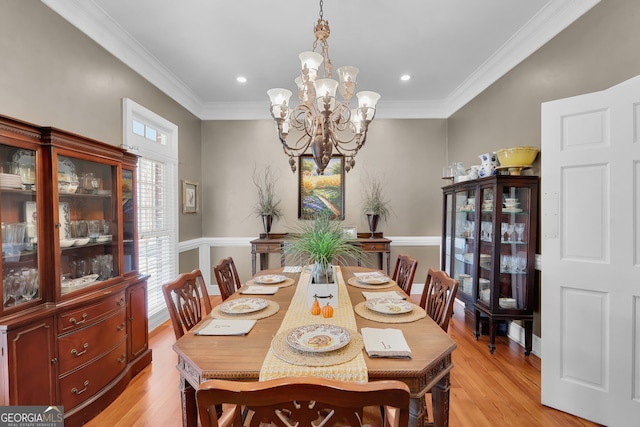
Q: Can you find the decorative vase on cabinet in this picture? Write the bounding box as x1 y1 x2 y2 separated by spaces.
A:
441 174 538 355
0 115 151 426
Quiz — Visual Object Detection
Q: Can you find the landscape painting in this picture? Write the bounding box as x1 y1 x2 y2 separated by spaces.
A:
298 155 345 219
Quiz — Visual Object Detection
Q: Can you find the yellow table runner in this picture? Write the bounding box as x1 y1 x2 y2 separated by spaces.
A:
259 266 368 383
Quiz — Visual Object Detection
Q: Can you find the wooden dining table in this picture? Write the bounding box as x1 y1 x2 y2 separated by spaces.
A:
172 265 457 427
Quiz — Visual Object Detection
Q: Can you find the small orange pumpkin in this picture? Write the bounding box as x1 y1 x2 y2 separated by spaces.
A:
321 303 334 318
311 298 321 315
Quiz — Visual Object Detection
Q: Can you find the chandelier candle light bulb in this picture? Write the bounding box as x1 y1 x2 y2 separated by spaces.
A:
267 0 380 175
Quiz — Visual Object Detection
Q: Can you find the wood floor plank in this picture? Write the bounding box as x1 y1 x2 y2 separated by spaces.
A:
86 297 601 426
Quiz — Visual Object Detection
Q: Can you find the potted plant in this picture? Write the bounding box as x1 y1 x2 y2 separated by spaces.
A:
361 174 391 236
252 165 283 237
285 213 365 284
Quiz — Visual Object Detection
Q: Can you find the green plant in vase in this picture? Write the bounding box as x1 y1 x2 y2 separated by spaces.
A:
361 174 391 236
252 165 283 237
285 213 365 283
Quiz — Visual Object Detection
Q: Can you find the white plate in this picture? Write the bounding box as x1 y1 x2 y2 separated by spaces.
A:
219 297 268 314
253 274 286 284
60 239 76 248
25 202 70 239
73 238 90 246
97 235 112 243
57 156 77 182
12 149 34 169
365 297 414 315
503 208 523 213
357 274 390 285
286 324 351 353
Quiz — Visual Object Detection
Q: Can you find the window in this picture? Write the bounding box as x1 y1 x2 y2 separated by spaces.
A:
123 98 178 330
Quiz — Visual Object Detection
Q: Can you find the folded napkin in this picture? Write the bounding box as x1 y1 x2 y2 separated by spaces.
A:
362 291 406 301
361 327 412 359
194 319 256 336
283 266 302 273
240 285 279 295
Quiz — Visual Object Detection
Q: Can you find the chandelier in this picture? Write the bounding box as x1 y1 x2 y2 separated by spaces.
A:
267 0 381 175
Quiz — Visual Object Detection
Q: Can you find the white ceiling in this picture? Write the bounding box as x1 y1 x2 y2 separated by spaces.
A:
41 0 599 120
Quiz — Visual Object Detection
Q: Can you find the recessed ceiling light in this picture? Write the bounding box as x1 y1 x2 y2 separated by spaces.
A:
236 76 247 83
400 74 412 81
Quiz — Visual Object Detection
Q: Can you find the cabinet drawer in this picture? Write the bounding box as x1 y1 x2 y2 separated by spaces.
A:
58 308 127 374
360 242 389 251
58 291 126 333
255 243 282 252
59 338 127 410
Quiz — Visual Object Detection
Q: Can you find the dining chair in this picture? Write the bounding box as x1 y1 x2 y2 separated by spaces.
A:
391 254 418 295
162 269 213 340
196 376 411 427
213 257 242 301
419 268 459 332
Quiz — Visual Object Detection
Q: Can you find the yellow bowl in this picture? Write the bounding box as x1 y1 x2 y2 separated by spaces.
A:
496 146 539 167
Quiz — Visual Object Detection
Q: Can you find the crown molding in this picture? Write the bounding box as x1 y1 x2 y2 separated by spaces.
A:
41 0 600 121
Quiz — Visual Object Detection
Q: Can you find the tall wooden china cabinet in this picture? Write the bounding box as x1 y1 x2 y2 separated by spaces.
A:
0 116 151 425
442 175 538 355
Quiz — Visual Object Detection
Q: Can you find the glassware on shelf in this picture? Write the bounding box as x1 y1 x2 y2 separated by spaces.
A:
19 165 36 190
514 223 525 241
505 223 514 242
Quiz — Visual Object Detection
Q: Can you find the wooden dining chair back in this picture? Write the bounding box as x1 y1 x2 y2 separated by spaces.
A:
392 254 418 295
196 376 411 427
162 269 213 340
419 268 459 332
213 257 242 301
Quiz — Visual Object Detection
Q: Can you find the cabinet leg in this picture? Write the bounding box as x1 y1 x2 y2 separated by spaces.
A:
524 320 533 356
474 310 481 340
488 320 496 354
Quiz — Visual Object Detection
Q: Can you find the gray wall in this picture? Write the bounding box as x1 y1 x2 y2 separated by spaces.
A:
0 0 204 241
447 0 640 335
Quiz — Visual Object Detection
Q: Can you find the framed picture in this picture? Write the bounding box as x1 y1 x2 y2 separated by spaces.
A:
298 155 345 220
182 180 199 214
342 226 357 239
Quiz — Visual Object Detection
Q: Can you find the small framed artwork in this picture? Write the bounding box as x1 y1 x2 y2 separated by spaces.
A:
298 155 345 220
182 180 199 214
342 226 357 239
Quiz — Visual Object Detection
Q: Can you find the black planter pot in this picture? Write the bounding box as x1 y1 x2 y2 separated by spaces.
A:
366 213 379 237
261 214 272 237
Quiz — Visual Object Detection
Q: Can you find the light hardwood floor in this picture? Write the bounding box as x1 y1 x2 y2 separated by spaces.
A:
86 297 601 427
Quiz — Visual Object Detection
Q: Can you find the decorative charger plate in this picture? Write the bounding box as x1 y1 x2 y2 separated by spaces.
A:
357 274 390 285
286 324 351 353
253 274 287 284
62 274 100 288
57 156 77 182
219 297 268 314
365 297 414 315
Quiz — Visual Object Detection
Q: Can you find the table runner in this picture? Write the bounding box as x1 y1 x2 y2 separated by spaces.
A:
259 266 368 383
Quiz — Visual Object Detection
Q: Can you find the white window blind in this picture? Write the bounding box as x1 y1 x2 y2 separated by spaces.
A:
137 157 177 318
123 98 178 329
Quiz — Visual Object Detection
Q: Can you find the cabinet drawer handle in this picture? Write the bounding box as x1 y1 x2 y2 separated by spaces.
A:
71 380 89 395
117 298 125 306
117 353 126 364
51 358 58 365
69 313 88 325
117 322 126 332
70 343 89 357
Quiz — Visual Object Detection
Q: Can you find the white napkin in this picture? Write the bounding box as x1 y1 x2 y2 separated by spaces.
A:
283 266 302 273
194 319 256 336
240 285 279 295
362 291 406 301
361 327 412 359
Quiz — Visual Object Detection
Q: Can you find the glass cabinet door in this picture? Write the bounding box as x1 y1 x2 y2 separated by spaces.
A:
122 168 136 274
55 152 119 296
453 188 476 300
1 145 41 311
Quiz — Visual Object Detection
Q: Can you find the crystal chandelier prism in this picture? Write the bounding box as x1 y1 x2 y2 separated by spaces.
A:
267 0 381 175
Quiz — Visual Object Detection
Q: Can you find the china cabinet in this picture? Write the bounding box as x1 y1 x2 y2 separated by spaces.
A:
0 115 151 425
442 175 538 355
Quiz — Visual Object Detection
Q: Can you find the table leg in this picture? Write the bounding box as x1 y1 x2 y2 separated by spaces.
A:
179 374 197 427
385 251 390 275
251 249 257 276
431 373 451 427
409 396 426 427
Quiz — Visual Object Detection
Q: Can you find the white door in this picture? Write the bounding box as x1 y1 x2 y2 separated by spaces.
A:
541 75 640 426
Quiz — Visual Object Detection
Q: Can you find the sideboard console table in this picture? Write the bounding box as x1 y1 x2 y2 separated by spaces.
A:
250 232 392 275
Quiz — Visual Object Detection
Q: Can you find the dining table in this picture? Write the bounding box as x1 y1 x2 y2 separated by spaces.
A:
172 265 457 427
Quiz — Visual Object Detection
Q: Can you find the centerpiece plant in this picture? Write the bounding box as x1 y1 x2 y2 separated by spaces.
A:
285 213 365 283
